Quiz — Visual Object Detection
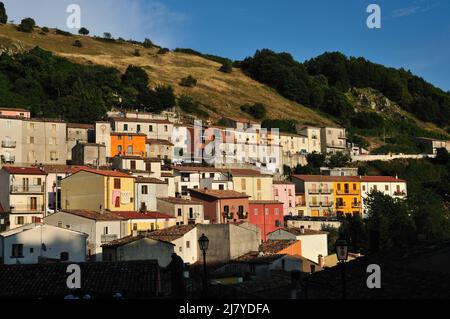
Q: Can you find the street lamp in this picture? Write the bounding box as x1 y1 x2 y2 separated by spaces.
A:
198 233 209 296
335 238 349 299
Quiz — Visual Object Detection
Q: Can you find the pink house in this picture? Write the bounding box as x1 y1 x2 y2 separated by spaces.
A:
0 107 31 119
272 181 296 216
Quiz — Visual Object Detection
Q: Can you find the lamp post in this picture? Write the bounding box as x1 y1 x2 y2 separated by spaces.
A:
198 233 209 296
335 238 349 299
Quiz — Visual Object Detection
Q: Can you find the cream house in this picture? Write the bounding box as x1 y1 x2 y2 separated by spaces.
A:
230 169 273 200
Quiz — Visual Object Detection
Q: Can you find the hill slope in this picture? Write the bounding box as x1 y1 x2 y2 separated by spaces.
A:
0 24 333 126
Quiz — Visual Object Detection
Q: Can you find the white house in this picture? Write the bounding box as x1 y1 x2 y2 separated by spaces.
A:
0 223 87 264
267 227 328 263
43 210 127 261
135 177 169 212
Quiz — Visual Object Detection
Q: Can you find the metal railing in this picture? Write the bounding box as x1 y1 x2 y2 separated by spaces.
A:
10 204 45 213
307 188 333 194
101 234 118 243
336 189 359 195
309 201 333 207
1 140 16 148
1 155 15 163
10 184 45 193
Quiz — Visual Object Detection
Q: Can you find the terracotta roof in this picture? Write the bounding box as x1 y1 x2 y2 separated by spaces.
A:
74 168 133 178
2 166 47 175
359 176 407 183
234 252 285 264
259 240 299 254
229 169 272 177
135 177 167 184
189 189 250 200
172 166 224 173
0 107 29 112
111 132 147 137
62 210 126 221
292 174 406 183
271 227 328 236
147 225 196 242
145 158 163 163
110 117 171 124
101 234 175 248
273 180 295 185
161 172 174 178
0 261 164 298
157 197 203 205
23 118 66 123
249 200 283 205
221 116 260 125
146 139 174 146
111 211 174 220
67 123 94 129
42 165 91 174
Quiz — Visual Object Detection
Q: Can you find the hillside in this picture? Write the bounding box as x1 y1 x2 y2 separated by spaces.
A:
0 24 333 127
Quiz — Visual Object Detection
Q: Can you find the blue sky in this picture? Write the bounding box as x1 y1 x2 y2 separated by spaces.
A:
3 0 450 91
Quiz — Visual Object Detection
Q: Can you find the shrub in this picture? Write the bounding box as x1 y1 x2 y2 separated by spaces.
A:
103 32 112 39
55 28 72 36
158 48 170 54
18 17 36 33
143 38 154 48
178 94 208 117
41 26 49 33
72 40 82 47
78 27 89 35
179 75 197 88
0 2 7 24
219 60 233 73
133 49 141 57
240 102 267 119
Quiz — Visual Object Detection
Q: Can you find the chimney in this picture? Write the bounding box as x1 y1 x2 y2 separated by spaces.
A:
318 254 325 268
300 226 305 234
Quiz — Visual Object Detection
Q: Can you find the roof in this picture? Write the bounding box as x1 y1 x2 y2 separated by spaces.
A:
111 132 147 137
67 123 94 129
61 210 126 221
0 223 88 238
259 240 299 254
359 176 407 183
221 116 260 125
172 166 225 173
157 197 203 205
135 177 167 184
2 166 47 175
0 261 164 298
189 189 250 200
229 169 273 177
73 168 133 178
0 107 29 112
249 200 284 205
111 211 174 220
234 252 286 264
102 234 175 248
42 165 91 174
110 117 171 124
273 180 295 185
292 175 360 182
147 225 196 242
146 139 174 146
270 227 328 236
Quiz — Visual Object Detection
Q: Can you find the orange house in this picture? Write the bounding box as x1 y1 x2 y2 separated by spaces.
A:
110 133 147 158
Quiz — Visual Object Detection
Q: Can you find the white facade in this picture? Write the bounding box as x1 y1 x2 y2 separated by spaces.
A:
172 125 190 164
135 180 169 211
360 178 408 216
95 122 111 158
0 223 87 264
0 117 23 165
172 227 198 264
297 233 328 262
296 126 321 154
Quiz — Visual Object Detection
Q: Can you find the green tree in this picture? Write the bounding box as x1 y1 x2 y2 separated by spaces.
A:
143 38 154 48
121 65 149 91
78 27 89 35
155 85 176 110
18 17 36 33
180 75 197 88
326 152 352 168
219 60 233 73
240 103 267 119
0 1 7 24
103 32 112 39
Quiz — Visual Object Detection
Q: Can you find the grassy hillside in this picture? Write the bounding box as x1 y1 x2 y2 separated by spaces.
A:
0 24 333 126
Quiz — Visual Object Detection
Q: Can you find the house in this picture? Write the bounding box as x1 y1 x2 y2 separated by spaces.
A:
320 167 358 177
267 227 328 263
189 189 250 224
111 211 176 234
61 169 135 212
0 260 166 299
295 193 307 217
156 197 205 225
146 139 174 162
110 117 174 142
0 116 22 165
0 203 8 232
172 124 190 164
135 177 169 211
334 177 362 217
248 200 284 241
112 155 164 178
291 175 335 217
0 223 87 264
272 181 296 216
110 132 147 158
101 235 175 266
320 126 347 154
295 126 321 154
0 166 47 230
66 123 95 162
279 132 309 156
172 166 229 196
95 121 112 158
0 107 31 118
43 210 127 260
359 175 407 216
71 142 107 167
229 169 273 200
259 240 302 257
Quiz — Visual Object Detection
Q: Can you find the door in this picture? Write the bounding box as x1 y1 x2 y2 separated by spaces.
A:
130 160 136 170
30 197 37 211
23 178 29 192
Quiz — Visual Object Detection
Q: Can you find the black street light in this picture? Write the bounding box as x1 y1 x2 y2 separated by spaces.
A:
335 238 349 299
198 233 209 296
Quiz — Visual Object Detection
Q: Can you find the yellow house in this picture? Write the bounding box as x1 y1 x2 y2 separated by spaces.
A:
230 169 273 200
334 177 362 217
61 169 135 212
112 211 177 235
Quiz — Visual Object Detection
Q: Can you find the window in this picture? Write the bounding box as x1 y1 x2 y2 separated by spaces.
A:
149 125 153 132
178 208 182 217
241 178 246 190
118 145 123 153
6 121 11 129
275 208 279 215
29 123 35 130
128 135 133 140
288 189 292 196
254 208 258 216
362 185 366 191
274 189 279 196
30 247 34 253
164 125 168 132
385 185 389 191
124 124 128 131
137 125 141 132
189 208 193 219
265 208 269 216
224 205 229 213
52 124 57 131
17 216 25 225
373 185 378 191
115 196 120 207
257 179 261 191
141 185 148 194
353 184 357 191
60 252 69 261
130 160 136 170
133 223 138 231
186 241 190 249
29 136 35 144
11 244 23 258
219 184 224 190
103 227 109 235
179 246 182 252
114 178 121 189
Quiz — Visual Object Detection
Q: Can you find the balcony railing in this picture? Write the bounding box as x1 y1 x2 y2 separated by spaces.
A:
0 155 15 163
308 188 333 194
10 184 45 193
336 189 359 195
101 234 118 243
296 201 306 206
1 140 16 148
336 203 346 209
352 202 362 208
309 201 333 207
10 204 45 213
393 191 406 196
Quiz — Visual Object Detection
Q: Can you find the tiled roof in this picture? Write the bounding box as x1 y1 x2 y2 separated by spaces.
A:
2 166 47 175
273 180 295 185
110 117 171 124
62 210 126 221
189 189 250 199
135 177 167 184
146 139 174 146
270 227 328 236
292 175 360 182
145 158 163 163
229 169 272 177
111 132 147 137
259 240 299 254
42 165 91 174
359 176 407 183
234 252 285 264
160 172 174 178
0 261 164 298
74 168 133 178
111 211 174 220
0 107 29 112
157 197 203 205
147 225 196 242
101 234 175 248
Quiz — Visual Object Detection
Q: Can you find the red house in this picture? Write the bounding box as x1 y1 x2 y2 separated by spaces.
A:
248 200 284 241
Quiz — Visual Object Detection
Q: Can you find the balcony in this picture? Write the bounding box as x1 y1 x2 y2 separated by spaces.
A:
10 204 45 213
0 155 15 164
352 202 362 208
336 189 359 195
393 191 406 196
308 188 333 194
10 184 45 193
336 203 346 209
101 234 118 243
309 201 333 207
1 140 16 148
